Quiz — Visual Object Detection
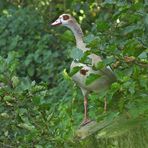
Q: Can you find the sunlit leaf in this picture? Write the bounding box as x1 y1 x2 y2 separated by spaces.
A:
69 66 83 76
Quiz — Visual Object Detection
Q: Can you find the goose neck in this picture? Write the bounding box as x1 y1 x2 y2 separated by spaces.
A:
68 23 89 52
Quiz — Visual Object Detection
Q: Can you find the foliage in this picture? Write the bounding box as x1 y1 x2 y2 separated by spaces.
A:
0 7 67 84
0 0 148 147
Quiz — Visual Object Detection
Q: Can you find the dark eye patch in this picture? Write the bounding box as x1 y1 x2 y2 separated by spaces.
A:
80 69 89 75
63 15 69 20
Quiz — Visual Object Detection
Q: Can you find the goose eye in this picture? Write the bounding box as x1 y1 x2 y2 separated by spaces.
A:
63 15 69 20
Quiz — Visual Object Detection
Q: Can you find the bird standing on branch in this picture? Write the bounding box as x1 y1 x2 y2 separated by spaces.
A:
51 14 116 126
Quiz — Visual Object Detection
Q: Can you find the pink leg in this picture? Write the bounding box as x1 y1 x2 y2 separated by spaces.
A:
80 96 91 126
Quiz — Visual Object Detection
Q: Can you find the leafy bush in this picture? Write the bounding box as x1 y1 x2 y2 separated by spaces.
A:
0 8 68 84
0 0 148 147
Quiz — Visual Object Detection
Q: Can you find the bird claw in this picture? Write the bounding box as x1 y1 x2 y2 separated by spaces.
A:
80 118 91 126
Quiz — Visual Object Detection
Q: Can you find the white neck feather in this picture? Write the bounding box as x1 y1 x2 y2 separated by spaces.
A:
67 21 102 65
68 23 89 52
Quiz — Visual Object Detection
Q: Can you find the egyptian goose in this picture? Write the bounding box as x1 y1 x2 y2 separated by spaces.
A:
51 14 116 126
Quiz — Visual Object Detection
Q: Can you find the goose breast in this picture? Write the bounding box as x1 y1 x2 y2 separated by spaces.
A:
70 61 115 92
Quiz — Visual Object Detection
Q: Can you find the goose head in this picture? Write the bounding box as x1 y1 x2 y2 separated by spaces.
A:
51 14 71 26
51 14 83 37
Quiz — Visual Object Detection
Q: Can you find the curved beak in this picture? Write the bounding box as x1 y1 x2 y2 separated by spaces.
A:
51 18 62 26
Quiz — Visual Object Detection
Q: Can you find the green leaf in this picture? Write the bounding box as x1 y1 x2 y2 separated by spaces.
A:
104 56 116 65
63 69 71 80
111 82 121 91
9 35 21 50
11 76 19 87
122 24 142 36
95 61 105 70
85 73 101 85
70 47 84 60
96 21 109 32
84 34 95 43
61 30 74 42
19 77 31 90
138 51 148 59
32 96 41 105
128 82 135 94
69 66 82 76
27 64 35 77
139 75 148 89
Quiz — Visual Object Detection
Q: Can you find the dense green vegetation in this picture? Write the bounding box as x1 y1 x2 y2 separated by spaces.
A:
0 0 148 147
